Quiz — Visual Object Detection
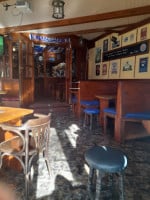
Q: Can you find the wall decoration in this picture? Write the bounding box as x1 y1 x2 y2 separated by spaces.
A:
139 57 148 72
120 57 135 79
137 24 150 41
102 36 110 52
95 64 100 76
109 59 120 79
140 27 147 41
103 39 109 52
100 62 109 79
122 29 137 47
103 40 149 61
95 47 101 63
110 33 121 50
135 54 150 78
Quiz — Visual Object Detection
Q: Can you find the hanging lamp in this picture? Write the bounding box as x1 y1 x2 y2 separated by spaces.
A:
52 0 65 19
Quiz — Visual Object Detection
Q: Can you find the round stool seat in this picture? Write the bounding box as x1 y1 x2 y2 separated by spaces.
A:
85 146 127 173
84 108 100 114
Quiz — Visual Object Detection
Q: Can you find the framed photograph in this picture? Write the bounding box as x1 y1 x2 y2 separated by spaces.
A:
95 47 101 63
139 57 148 72
122 29 137 46
137 24 150 41
109 59 120 79
95 64 100 76
120 57 135 79
103 39 109 52
110 34 121 50
135 54 150 78
100 62 109 79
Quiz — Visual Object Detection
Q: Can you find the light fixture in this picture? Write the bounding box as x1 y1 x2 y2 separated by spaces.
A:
52 0 65 19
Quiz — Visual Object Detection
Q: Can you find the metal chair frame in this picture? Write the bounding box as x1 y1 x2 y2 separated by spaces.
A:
0 113 51 200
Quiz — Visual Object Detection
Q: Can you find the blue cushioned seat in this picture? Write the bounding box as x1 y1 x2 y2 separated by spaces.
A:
84 108 100 114
85 146 127 200
80 100 99 106
124 112 150 120
85 146 127 173
103 107 116 115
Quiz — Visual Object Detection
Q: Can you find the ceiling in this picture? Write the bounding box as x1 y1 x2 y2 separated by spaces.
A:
0 0 150 41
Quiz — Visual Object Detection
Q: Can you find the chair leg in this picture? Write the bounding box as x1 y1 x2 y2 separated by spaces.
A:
103 113 108 135
45 158 51 176
95 170 104 200
119 172 125 200
90 114 93 130
87 167 95 200
42 147 51 176
25 173 30 200
83 113 88 128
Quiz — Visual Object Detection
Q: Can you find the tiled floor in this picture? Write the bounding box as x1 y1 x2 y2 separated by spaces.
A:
0 99 150 200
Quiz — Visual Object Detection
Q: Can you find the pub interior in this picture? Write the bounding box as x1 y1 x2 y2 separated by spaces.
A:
0 0 150 199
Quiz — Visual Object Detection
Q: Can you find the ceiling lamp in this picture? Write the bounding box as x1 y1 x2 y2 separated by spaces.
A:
52 0 65 19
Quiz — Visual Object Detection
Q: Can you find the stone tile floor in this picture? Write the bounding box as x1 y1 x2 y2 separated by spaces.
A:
0 99 150 200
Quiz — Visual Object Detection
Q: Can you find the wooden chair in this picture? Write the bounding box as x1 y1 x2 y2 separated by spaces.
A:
0 113 51 200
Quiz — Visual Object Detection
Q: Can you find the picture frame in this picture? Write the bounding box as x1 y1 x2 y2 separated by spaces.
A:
120 57 135 79
109 59 120 79
102 36 110 52
110 33 121 50
137 23 150 41
100 61 109 79
122 29 137 46
95 64 100 76
95 47 101 63
135 54 150 78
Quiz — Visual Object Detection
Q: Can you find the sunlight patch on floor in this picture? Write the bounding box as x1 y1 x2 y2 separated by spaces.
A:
64 124 80 148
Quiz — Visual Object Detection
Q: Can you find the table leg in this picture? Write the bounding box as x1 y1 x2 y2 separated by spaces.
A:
99 100 109 126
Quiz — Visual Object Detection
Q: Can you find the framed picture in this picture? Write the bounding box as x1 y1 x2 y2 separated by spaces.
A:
100 62 109 79
102 36 110 52
137 23 150 41
120 57 135 79
135 54 150 78
109 59 120 79
95 64 100 76
122 29 137 46
110 33 121 50
95 47 101 63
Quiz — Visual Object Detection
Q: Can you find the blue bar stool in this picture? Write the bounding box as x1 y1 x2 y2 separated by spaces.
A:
83 108 100 130
80 100 99 108
85 146 127 200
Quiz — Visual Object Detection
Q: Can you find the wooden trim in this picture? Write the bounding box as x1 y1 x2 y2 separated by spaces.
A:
0 6 150 34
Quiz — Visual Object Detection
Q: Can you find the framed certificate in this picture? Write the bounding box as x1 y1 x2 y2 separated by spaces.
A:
100 62 109 79
109 59 120 79
120 57 135 79
135 54 150 78
122 29 137 46
137 23 150 41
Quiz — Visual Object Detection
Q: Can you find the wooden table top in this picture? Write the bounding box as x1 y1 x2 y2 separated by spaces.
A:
0 107 33 123
95 95 116 100
0 90 7 95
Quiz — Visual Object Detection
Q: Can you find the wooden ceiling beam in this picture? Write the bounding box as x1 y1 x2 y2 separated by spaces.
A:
0 5 150 34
